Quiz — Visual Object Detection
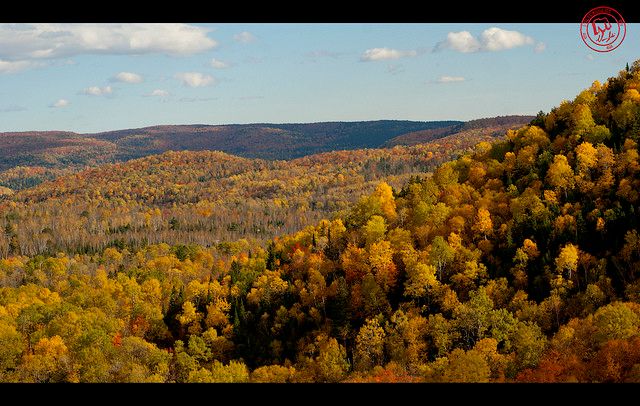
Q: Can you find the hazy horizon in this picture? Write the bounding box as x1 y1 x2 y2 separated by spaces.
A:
1 114 537 135
0 23 635 133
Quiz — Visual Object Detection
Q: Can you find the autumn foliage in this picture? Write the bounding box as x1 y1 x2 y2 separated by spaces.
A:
2 63 640 382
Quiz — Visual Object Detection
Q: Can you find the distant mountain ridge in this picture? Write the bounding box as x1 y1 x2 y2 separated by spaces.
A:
89 120 464 160
0 117 531 191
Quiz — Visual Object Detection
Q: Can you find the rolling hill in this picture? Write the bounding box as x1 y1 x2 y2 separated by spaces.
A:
0 117 529 191
0 120 459 170
384 115 533 147
91 120 464 160
0 125 503 256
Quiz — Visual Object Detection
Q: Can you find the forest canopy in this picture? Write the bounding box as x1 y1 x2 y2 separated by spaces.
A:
2 62 640 382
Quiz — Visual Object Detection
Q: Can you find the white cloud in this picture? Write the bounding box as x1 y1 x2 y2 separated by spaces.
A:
112 71 143 83
480 27 534 51
50 99 69 108
147 89 169 97
361 47 418 61
436 31 480 53
233 31 256 43
82 86 112 96
210 58 230 69
175 72 215 88
534 42 546 53
0 24 217 74
437 75 465 83
436 27 539 53
0 59 38 73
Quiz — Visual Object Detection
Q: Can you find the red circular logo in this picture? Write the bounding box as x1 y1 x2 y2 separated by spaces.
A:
581 6 626 52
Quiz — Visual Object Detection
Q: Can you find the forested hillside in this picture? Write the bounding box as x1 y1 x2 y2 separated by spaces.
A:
0 118 525 193
0 127 497 256
2 62 640 383
92 120 463 160
384 115 533 147
0 120 459 192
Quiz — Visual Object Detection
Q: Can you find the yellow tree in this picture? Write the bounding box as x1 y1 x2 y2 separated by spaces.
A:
0 320 25 379
372 182 398 223
522 239 540 259
404 263 438 299
429 236 454 281
368 240 397 292
592 303 640 346
363 215 387 246
313 335 350 382
575 142 598 194
571 104 596 136
177 301 202 335
555 243 579 281
512 322 547 371
473 208 493 240
188 360 249 383
441 348 491 382
355 317 386 371
576 142 598 175
250 365 296 383
17 335 70 383
546 155 575 199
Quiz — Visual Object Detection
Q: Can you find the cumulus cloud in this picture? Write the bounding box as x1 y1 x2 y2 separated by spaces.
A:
480 27 534 51
147 89 169 97
534 42 546 53
435 27 540 53
50 99 69 108
361 47 418 61
82 86 112 96
436 31 480 53
112 71 143 83
175 72 215 88
210 58 230 69
0 23 217 74
234 31 256 43
436 75 465 83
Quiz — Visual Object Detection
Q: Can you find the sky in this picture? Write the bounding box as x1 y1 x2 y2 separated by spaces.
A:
0 23 638 133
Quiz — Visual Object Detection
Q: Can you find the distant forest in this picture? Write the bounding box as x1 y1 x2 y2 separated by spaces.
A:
0 116 531 192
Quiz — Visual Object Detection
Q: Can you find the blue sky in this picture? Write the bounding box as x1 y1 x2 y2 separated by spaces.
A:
0 23 637 133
